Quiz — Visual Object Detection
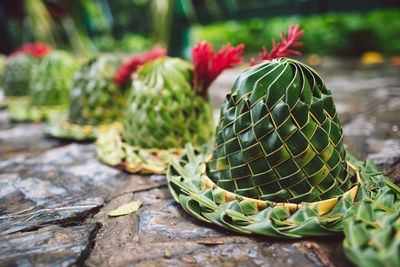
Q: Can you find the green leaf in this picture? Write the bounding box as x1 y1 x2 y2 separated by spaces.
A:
385 180 400 195
108 200 142 217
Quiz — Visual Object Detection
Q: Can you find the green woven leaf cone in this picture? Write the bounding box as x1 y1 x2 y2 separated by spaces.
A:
45 54 124 140
30 50 78 107
122 57 214 148
207 58 352 203
68 54 124 126
167 145 398 242
0 54 6 108
3 54 36 97
97 56 215 174
166 58 399 266
9 50 78 122
0 54 5 87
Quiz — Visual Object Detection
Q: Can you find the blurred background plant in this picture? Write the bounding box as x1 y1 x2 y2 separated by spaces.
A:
0 0 399 59
0 0 155 55
191 9 400 57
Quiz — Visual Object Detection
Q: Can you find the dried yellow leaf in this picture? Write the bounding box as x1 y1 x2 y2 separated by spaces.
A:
164 249 171 259
108 200 142 217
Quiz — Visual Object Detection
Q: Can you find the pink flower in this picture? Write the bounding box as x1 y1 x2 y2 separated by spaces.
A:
251 25 305 65
192 41 244 98
114 45 167 87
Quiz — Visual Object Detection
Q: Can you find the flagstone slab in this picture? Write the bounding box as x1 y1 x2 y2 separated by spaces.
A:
0 111 65 161
0 143 130 236
0 223 100 266
86 185 340 267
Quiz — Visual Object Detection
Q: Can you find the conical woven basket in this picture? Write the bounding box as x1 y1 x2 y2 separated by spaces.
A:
166 58 400 266
96 56 215 174
1 54 36 110
45 54 124 140
8 50 78 122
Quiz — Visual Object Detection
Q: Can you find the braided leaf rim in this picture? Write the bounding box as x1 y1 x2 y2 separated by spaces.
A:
0 101 7 110
166 143 395 239
8 98 66 122
45 113 117 141
0 96 28 109
342 176 400 267
96 127 184 174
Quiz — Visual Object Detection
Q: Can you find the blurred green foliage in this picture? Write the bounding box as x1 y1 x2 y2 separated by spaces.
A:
108 0 152 37
190 9 400 56
92 34 152 52
5 0 154 54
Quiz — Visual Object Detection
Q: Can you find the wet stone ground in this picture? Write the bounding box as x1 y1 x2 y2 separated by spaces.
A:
0 58 399 266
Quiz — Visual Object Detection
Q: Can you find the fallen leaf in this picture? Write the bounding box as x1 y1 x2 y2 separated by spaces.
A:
108 200 142 217
195 239 224 245
304 242 334 267
182 256 196 264
164 248 171 258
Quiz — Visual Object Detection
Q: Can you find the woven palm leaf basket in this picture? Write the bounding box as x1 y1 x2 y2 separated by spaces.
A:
166 57 400 267
96 42 244 174
0 54 7 109
45 47 166 141
8 49 78 122
44 54 122 140
1 43 48 109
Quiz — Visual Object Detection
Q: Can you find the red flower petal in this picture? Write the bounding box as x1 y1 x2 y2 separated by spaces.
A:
251 25 305 65
192 41 244 98
113 45 167 87
8 42 52 59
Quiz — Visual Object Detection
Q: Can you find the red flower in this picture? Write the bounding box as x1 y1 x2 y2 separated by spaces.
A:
114 45 167 87
8 42 52 59
251 25 305 65
192 41 244 98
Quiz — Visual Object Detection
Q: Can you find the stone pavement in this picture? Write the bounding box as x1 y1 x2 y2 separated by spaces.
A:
0 58 399 266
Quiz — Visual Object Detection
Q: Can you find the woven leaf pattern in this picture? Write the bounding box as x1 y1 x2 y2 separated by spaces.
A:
29 50 78 107
206 58 351 203
122 57 214 149
68 55 124 126
3 54 36 97
8 99 66 122
0 55 5 92
343 176 400 267
96 127 182 174
45 112 115 140
167 144 393 239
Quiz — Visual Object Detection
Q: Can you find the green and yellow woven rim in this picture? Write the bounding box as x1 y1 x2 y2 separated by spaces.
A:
167 143 399 239
0 96 28 109
0 100 6 110
0 97 11 109
45 113 118 141
96 127 184 174
8 97 66 122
